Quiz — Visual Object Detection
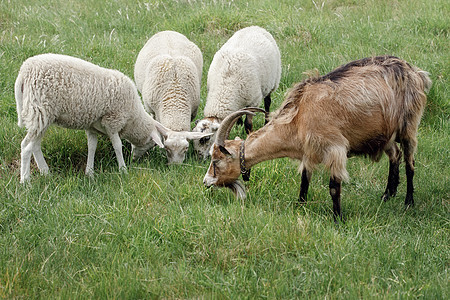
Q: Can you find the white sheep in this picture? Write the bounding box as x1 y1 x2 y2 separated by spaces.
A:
134 30 211 164
15 53 165 183
192 26 282 160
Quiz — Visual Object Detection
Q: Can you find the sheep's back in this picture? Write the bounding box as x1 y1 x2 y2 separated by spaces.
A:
204 26 281 118
142 55 200 131
18 54 136 131
134 31 202 92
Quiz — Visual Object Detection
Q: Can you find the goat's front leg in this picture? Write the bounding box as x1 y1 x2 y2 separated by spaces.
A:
299 168 312 203
329 177 342 223
382 144 401 202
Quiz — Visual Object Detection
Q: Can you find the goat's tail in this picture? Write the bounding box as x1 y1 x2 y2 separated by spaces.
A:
15 73 24 127
418 70 432 93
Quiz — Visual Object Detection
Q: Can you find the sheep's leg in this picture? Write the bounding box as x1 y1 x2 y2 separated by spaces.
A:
244 114 253 134
329 177 342 223
264 94 271 124
402 139 416 207
20 131 36 183
32 133 49 176
382 144 401 202
107 131 127 174
299 168 312 203
85 130 98 176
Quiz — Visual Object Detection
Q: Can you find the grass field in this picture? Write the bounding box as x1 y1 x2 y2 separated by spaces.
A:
1 0 449 298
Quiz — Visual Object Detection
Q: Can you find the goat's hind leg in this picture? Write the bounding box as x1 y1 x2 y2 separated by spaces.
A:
382 143 401 202
402 139 417 208
329 177 343 223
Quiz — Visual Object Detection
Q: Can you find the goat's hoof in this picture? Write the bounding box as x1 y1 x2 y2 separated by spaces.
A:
333 214 345 225
404 202 414 210
381 193 390 202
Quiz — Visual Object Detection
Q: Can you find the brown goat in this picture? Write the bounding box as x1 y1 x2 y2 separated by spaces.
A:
203 56 431 221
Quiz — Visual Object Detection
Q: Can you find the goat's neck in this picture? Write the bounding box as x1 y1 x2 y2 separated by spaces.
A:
243 123 303 168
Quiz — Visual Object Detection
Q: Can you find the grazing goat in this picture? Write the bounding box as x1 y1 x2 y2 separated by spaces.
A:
203 56 431 221
16 53 165 183
192 26 281 160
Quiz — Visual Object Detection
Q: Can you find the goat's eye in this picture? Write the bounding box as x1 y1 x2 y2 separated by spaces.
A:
212 160 218 177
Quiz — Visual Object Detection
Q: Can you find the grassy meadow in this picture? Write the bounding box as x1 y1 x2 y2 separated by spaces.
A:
1 0 449 298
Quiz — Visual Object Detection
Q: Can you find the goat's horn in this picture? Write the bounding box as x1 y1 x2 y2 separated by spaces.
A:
215 107 266 147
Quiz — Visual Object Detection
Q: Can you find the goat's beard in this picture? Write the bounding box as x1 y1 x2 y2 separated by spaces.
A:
226 180 246 199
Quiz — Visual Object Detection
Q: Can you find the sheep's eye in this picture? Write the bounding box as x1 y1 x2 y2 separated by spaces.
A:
199 136 210 145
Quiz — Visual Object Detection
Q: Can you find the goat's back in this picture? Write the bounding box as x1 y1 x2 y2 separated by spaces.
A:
275 56 430 160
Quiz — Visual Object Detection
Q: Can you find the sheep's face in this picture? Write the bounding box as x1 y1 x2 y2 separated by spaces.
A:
163 131 214 164
192 118 220 160
132 140 156 160
164 133 190 164
203 141 241 188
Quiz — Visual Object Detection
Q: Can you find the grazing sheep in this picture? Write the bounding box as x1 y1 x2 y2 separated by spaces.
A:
16 53 165 183
192 26 281 160
203 56 431 222
134 30 211 164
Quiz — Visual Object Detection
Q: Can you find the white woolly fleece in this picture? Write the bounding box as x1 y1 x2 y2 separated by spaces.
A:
134 31 203 131
203 26 281 120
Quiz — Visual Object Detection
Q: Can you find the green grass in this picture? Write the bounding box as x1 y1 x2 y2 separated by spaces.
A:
1 0 449 298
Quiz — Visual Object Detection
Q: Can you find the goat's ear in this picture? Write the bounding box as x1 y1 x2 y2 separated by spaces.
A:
219 145 232 156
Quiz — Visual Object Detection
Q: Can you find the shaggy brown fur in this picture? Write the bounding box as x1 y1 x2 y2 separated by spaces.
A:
204 56 431 221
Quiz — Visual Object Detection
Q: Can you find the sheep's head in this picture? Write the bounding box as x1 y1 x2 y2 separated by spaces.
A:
192 117 220 160
163 130 213 164
203 107 265 198
131 126 165 160
151 121 212 164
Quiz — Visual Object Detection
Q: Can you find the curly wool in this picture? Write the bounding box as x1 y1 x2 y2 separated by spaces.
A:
134 31 203 131
17 53 147 140
203 26 281 120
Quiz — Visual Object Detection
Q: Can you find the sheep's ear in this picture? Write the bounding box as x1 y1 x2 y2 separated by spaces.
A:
153 120 169 138
151 131 164 148
219 145 231 156
186 132 214 141
211 123 220 132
